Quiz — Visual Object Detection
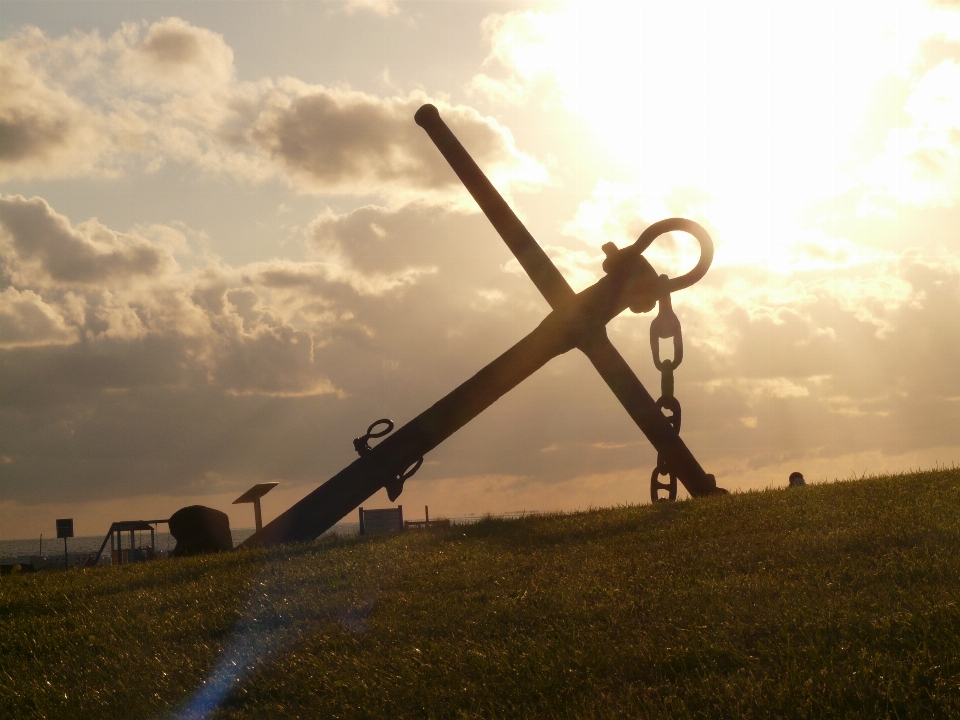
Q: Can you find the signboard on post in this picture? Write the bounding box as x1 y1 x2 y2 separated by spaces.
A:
56 518 74 539
56 518 74 570
232 482 279 533
359 506 403 535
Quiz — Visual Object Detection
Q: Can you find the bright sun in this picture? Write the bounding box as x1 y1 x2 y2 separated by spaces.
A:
484 1 954 272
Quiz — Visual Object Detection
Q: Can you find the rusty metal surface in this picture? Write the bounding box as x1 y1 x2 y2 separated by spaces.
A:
242 105 722 549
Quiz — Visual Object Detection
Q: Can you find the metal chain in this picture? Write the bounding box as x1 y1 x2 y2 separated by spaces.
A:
649 277 684 502
353 418 423 502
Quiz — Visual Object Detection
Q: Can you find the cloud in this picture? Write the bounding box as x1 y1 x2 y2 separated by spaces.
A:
0 19 548 201
0 28 109 179
2 191 960 525
0 287 78 348
0 194 556 507
249 86 545 198
0 194 536 507
472 4 960 226
862 59 960 207
0 195 351 402
344 0 401 17
0 195 170 284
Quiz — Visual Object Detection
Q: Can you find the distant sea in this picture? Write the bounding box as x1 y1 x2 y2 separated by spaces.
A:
1 512 529 563
0 523 361 562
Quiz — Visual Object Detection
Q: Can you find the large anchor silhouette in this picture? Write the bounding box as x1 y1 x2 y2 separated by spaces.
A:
244 105 724 548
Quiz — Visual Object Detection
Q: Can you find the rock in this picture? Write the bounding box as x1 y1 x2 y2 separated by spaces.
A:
169 505 233 556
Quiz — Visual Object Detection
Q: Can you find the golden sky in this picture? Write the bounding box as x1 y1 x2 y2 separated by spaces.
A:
2 0 960 539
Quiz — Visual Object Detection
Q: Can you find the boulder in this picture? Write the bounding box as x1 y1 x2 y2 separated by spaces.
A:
169 505 233 556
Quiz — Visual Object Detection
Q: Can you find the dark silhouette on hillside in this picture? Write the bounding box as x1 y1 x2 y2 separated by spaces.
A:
170 505 233 556
241 105 724 549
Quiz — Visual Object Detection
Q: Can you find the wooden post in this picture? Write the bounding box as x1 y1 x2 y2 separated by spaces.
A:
253 497 263 533
425 505 429 524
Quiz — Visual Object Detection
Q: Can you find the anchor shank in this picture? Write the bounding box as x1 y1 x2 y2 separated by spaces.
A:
243 308 582 547
415 104 575 311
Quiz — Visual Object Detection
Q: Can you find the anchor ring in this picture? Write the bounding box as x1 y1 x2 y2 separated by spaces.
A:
353 418 395 456
632 218 714 294
365 419 394 439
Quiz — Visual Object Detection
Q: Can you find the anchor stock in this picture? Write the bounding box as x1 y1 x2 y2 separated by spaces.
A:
241 105 722 549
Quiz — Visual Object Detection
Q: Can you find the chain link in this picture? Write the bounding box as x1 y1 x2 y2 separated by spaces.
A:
649 277 683 502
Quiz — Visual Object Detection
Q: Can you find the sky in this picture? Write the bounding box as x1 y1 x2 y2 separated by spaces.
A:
2 0 959 540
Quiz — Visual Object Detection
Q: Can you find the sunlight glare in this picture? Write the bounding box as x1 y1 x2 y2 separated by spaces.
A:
486 1 956 272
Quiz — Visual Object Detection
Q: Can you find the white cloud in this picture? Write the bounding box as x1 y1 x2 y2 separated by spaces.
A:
344 0 401 18
862 60 960 207
0 28 114 179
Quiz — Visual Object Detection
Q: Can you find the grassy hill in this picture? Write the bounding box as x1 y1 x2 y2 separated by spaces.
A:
3 468 960 719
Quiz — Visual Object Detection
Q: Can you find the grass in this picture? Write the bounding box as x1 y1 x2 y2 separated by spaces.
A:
3 468 960 719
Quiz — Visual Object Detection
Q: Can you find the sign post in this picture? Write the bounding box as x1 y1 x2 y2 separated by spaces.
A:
56 518 74 570
232 482 279 533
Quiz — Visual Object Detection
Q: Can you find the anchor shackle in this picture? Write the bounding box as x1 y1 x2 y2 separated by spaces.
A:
633 218 714 295
601 218 714 314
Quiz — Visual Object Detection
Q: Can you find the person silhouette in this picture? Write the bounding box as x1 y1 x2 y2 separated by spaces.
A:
788 471 806 487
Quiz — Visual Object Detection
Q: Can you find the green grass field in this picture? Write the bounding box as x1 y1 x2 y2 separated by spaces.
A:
3 468 960 719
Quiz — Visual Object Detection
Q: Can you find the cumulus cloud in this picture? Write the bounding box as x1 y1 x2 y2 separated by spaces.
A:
1 187 960 522
0 193 556 506
249 85 545 198
0 195 169 284
0 19 548 201
0 194 349 401
0 28 110 178
0 287 78 348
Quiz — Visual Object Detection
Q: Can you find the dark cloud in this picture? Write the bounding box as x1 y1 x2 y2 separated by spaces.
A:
251 92 536 194
0 287 77 348
0 197 547 506
3 194 960 517
308 202 497 274
0 196 168 283
141 22 204 66
0 114 70 163
0 44 84 174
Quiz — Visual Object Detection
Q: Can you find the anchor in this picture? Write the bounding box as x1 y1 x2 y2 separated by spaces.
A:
242 104 724 548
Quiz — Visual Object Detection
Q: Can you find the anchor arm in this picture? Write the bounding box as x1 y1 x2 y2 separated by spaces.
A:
415 104 575 311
